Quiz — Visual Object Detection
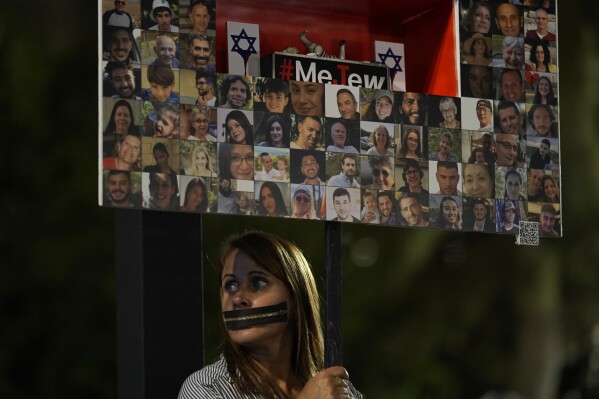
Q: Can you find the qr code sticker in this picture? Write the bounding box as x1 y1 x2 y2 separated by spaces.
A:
517 221 539 246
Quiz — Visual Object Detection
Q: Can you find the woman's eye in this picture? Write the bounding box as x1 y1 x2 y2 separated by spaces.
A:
224 281 238 294
253 278 268 290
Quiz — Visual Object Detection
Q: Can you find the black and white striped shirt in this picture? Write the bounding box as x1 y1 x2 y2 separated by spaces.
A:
178 356 363 399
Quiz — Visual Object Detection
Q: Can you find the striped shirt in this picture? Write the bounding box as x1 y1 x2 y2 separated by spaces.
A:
178 356 363 398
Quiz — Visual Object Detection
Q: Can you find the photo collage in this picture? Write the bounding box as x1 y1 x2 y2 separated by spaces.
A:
100 0 561 236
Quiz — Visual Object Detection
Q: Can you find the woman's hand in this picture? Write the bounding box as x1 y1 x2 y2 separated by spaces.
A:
297 366 352 399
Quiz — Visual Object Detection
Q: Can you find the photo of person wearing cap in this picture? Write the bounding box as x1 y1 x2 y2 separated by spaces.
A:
497 199 521 235
362 89 395 123
461 97 494 131
462 33 492 66
290 185 320 219
147 0 179 32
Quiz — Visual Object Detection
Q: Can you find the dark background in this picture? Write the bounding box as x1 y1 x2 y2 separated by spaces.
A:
2 1 599 398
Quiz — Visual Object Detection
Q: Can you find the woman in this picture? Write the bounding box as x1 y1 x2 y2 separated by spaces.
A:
463 33 492 66
503 168 525 200
366 125 393 156
103 99 137 157
188 107 216 142
258 114 290 148
470 148 488 165
433 196 462 230
178 232 362 398
429 131 458 161
461 1 491 34
528 42 557 73
103 132 142 171
438 97 460 129
462 163 494 198
541 175 560 203
143 142 176 174
362 90 394 123
218 143 254 180
397 128 423 160
257 182 289 217
181 177 210 213
533 76 558 106
225 110 254 145
186 146 216 177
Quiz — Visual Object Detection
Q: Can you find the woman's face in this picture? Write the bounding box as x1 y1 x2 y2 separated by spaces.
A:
439 137 451 155
406 132 419 152
473 39 486 54
227 118 247 144
221 248 291 347
187 184 204 208
114 105 132 133
229 144 254 180
473 203 486 221
544 178 557 199
375 96 392 120
463 165 493 198
261 186 277 216
192 112 209 134
374 128 388 147
195 150 208 169
440 106 456 123
441 199 458 224
534 46 545 64
505 174 521 200
269 121 284 146
538 78 550 97
473 5 491 33
154 150 169 167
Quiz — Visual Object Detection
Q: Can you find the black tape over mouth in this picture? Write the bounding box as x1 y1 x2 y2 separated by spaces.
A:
223 302 288 330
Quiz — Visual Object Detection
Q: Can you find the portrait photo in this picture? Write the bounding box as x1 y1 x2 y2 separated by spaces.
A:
179 105 217 141
461 97 494 131
428 128 461 162
428 160 463 196
216 108 254 145
179 140 217 177
325 84 361 120
141 0 179 32
430 194 463 230
216 74 254 110
253 78 290 114
253 147 290 182
141 136 180 174
495 166 527 201
325 187 361 222
103 170 143 208
326 153 361 188
397 125 427 161
179 175 217 213
428 95 462 129
359 121 395 156
290 149 326 185
253 112 292 148
254 181 290 217
324 118 360 154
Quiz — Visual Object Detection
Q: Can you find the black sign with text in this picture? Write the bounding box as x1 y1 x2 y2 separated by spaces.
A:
262 52 390 89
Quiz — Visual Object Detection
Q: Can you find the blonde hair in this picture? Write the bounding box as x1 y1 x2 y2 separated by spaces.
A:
188 146 214 176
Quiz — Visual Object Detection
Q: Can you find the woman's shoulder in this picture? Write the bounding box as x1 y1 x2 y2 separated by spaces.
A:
178 357 235 399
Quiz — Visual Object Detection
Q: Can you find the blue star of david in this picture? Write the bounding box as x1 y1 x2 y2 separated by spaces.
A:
378 48 403 73
230 29 257 62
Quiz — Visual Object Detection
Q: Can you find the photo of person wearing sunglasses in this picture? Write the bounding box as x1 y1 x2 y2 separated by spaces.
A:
363 156 395 191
